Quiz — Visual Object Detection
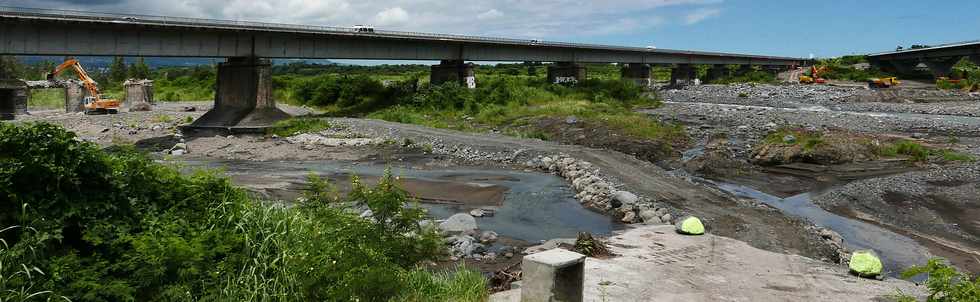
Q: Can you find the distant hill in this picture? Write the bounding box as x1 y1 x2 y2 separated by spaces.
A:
13 56 339 69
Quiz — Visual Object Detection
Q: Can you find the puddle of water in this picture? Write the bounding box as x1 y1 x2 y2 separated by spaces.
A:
174 159 622 243
702 178 931 275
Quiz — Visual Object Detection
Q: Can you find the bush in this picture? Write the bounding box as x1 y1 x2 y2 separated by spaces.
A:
896 258 979 301
0 122 483 301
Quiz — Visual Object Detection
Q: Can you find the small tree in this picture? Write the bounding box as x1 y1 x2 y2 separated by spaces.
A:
128 57 151 79
108 56 128 85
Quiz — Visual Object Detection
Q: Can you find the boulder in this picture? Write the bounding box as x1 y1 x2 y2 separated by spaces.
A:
447 235 485 258
479 231 498 243
639 209 663 224
439 213 478 233
848 250 883 278
612 191 639 206
674 216 705 235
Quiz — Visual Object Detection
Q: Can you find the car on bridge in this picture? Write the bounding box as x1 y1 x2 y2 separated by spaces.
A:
352 25 374 33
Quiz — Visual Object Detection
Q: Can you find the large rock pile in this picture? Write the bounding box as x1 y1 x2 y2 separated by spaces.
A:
537 154 673 225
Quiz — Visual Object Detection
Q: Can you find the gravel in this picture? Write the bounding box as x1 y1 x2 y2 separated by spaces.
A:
662 83 980 117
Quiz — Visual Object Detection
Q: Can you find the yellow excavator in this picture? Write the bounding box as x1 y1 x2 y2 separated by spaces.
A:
47 58 120 114
868 77 900 89
799 66 828 84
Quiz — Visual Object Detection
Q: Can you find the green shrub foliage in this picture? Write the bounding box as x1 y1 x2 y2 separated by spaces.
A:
0 123 482 301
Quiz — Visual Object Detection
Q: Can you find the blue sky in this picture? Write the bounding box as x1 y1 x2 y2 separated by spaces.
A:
576 1 980 58
7 0 980 59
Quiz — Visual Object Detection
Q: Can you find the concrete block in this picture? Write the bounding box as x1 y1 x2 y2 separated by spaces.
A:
521 248 585 302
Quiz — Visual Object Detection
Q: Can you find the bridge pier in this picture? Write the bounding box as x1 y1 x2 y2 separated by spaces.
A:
548 62 586 84
620 63 651 87
183 57 290 135
64 80 87 113
705 65 729 83
923 58 961 78
430 60 476 88
0 58 25 120
763 65 784 78
885 60 919 77
0 80 28 120
670 64 695 87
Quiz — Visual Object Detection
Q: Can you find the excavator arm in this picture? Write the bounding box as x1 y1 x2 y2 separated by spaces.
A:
48 59 102 99
47 58 120 114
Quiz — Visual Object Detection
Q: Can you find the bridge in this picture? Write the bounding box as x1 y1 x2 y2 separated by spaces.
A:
867 40 980 78
0 6 805 130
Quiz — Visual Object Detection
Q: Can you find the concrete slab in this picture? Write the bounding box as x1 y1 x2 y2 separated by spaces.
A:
524 248 586 268
493 225 925 302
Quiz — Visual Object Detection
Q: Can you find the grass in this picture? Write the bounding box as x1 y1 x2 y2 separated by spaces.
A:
764 128 825 151
268 117 333 137
27 88 63 109
151 114 173 123
875 139 974 163
0 122 488 301
358 75 684 145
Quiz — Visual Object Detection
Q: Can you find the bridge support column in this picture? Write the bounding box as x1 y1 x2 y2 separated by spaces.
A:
0 58 27 120
620 63 651 87
0 80 28 120
924 57 961 78
430 60 476 88
735 65 755 76
547 62 586 84
670 64 695 87
183 57 290 135
705 65 729 83
764 65 784 77
886 60 919 76
64 80 87 113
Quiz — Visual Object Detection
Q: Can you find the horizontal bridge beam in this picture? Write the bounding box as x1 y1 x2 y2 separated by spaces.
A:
0 8 802 66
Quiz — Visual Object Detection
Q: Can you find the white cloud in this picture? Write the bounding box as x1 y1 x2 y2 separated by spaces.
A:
15 0 723 39
476 9 503 20
374 7 409 26
684 7 722 25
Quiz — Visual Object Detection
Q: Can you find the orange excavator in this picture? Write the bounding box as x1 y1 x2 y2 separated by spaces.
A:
47 58 120 114
799 66 828 84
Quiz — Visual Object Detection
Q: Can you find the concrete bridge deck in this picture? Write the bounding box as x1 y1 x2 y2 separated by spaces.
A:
0 6 804 129
868 40 980 78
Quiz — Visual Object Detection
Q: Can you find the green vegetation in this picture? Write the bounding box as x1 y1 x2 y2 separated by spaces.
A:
815 56 893 82
27 88 64 109
875 139 974 163
364 77 683 142
268 117 333 137
937 58 980 91
764 128 825 151
712 69 777 84
154 66 217 102
894 258 979 302
764 129 974 163
0 122 485 301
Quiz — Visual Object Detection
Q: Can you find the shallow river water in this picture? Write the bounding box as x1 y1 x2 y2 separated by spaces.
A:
176 159 621 243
